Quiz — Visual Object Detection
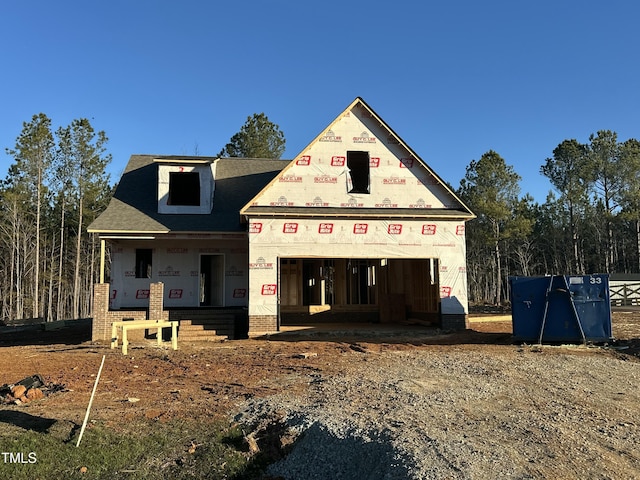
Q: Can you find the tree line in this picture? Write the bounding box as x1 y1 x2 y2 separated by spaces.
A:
1 110 637 320
1 114 112 322
458 130 640 305
0 112 285 322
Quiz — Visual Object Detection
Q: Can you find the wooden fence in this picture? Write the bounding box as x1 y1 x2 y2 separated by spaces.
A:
609 281 640 307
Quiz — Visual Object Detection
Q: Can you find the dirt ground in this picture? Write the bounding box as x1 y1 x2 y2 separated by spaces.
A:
1 311 639 478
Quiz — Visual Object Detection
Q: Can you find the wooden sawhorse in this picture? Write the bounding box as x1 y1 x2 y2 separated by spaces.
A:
111 320 178 355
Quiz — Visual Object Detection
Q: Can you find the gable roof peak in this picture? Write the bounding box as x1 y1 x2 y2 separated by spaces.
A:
241 97 474 218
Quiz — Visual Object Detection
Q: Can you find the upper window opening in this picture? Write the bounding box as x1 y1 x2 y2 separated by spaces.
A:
168 172 200 206
347 151 370 194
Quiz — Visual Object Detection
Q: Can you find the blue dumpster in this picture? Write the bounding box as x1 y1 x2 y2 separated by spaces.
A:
509 274 612 343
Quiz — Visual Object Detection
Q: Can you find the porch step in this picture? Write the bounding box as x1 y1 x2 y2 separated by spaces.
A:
179 315 235 327
179 333 228 342
179 323 223 331
169 309 247 339
178 319 228 342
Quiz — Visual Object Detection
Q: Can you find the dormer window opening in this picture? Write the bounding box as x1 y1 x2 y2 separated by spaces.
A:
168 172 200 206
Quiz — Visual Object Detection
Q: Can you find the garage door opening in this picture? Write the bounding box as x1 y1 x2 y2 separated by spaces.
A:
279 258 440 324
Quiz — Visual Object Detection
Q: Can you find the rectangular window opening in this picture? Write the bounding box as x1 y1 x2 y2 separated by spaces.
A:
168 171 200 206
347 151 370 194
135 249 152 278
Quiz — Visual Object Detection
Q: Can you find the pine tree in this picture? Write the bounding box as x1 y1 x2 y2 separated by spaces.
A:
56 118 111 318
5 113 55 319
218 113 286 159
459 151 525 304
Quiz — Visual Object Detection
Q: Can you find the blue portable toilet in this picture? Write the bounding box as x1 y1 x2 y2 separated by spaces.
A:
509 274 612 343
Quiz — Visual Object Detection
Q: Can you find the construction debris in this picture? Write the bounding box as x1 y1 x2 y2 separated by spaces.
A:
0 373 65 405
1 374 48 405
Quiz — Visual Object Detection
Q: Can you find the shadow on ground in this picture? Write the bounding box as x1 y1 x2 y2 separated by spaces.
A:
256 322 514 346
226 418 412 480
0 410 57 433
0 319 91 347
262 421 412 480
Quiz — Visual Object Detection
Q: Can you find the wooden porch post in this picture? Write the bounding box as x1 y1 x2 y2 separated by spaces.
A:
99 239 106 284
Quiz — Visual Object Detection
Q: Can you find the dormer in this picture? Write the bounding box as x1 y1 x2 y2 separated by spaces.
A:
156 158 216 214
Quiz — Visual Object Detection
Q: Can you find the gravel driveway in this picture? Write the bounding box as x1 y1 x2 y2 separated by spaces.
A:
238 342 640 479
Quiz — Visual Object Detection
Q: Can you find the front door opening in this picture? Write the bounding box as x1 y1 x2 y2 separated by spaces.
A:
200 254 224 306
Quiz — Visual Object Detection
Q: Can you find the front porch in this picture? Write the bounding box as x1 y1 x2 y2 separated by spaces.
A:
92 282 248 343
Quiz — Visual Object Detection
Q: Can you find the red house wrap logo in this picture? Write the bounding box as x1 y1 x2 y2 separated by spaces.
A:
320 130 342 142
283 223 298 234
169 289 183 299
319 223 334 234
383 176 406 185
167 248 188 254
261 284 277 295
279 175 303 183
270 196 294 206
400 158 415 168
456 225 465 235
410 199 429 208
296 155 311 166
353 223 368 234
314 175 338 184
388 224 403 235
249 223 263 234
353 131 376 143
249 257 274 269
422 224 437 235
331 156 346 166
199 247 221 253
305 197 329 207
233 288 247 298
136 289 150 299
370 157 380 167
440 286 452 297
376 198 398 208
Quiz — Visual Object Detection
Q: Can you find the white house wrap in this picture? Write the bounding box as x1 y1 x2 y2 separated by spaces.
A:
241 98 474 331
89 97 474 338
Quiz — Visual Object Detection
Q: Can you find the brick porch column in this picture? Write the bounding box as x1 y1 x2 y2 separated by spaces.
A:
149 282 165 320
248 315 278 335
92 283 110 342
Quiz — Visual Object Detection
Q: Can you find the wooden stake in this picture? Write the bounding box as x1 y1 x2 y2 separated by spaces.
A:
76 355 106 447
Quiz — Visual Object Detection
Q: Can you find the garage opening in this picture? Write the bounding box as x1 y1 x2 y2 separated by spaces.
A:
279 258 440 324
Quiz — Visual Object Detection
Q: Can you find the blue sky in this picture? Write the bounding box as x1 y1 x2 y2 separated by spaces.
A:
1 1 638 202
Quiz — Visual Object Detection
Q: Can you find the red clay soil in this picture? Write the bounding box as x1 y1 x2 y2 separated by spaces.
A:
0 311 638 428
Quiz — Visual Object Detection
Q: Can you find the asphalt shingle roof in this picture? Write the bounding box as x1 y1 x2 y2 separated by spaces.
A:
88 155 288 234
